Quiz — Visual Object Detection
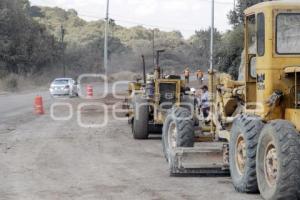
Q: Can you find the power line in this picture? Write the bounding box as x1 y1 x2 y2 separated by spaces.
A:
75 0 235 33
78 13 200 31
78 14 104 20
77 13 222 33
44 13 195 32
110 13 207 28
202 0 233 5
113 18 197 31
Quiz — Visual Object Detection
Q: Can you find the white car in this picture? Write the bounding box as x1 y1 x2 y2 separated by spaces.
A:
49 78 78 97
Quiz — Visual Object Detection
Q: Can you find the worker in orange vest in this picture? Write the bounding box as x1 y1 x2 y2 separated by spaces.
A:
183 67 190 84
196 69 204 84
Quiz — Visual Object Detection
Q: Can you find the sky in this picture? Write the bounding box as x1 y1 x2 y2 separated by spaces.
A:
29 0 234 38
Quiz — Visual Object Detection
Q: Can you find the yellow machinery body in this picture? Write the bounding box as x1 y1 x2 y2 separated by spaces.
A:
244 2 300 130
128 81 142 95
125 76 185 126
153 79 183 124
163 3 300 199
123 81 142 119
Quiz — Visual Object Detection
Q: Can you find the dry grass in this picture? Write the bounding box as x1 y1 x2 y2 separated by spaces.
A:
0 74 47 93
108 71 139 82
0 70 140 93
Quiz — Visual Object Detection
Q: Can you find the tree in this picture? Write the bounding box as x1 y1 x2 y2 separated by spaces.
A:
189 28 222 71
222 0 264 79
215 25 244 79
0 0 60 74
228 0 264 26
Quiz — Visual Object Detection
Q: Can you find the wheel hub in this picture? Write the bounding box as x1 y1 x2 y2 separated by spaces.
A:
168 122 177 150
264 143 278 186
235 134 246 175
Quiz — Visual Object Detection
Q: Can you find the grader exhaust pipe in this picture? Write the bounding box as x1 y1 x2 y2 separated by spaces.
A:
154 49 165 79
141 55 146 84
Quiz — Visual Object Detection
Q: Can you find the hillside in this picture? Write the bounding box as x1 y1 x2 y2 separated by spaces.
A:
30 6 184 46
28 6 202 75
0 0 264 91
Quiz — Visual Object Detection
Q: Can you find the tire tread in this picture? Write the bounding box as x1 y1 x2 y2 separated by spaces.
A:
268 120 300 200
230 114 264 193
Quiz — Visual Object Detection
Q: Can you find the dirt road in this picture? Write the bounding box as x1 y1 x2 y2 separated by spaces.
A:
0 92 262 200
0 91 50 122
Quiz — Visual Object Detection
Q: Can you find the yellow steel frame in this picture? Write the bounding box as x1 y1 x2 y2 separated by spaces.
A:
154 79 182 124
243 2 300 130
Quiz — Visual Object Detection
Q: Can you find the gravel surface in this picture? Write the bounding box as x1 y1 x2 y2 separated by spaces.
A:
0 93 262 200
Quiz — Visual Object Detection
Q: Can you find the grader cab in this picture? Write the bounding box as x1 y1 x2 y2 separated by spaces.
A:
161 2 300 200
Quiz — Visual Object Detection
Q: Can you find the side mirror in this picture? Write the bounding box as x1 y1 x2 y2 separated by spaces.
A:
248 55 257 79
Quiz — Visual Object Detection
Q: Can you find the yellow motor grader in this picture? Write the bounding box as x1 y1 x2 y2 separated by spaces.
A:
124 52 195 139
123 76 142 123
161 2 300 200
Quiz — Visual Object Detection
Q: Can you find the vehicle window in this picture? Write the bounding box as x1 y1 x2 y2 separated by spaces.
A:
277 13 300 54
54 80 69 85
257 13 265 56
247 15 256 55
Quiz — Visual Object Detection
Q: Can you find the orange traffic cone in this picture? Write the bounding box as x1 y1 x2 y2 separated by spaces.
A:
35 96 44 115
87 85 93 98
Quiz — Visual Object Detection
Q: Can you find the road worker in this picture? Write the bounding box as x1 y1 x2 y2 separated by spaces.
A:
183 67 190 84
196 69 204 84
199 85 210 118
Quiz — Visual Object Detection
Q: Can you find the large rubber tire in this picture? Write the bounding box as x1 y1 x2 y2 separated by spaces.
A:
229 114 264 193
162 107 194 162
132 96 149 139
181 95 196 113
256 120 300 200
181 95 199 126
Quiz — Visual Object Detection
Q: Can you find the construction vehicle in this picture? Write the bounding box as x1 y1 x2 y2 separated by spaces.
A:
125 51 195 139
161 2 300 200
123 75 142 124
123 55 148 125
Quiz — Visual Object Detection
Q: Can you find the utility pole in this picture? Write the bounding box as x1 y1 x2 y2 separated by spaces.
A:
234 0 236 10
61 25 66 77
210 0 214 72
152 29 155 66
209 0 215 135
141 55 146 84
104 0 110 76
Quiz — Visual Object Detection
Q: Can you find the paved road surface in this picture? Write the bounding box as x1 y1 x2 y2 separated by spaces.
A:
0 82 127 123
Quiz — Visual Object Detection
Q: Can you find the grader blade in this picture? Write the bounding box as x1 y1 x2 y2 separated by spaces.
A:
169 143 230 177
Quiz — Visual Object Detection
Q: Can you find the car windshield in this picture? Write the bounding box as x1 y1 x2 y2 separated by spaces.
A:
277 13 300 54
53 80 69 85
